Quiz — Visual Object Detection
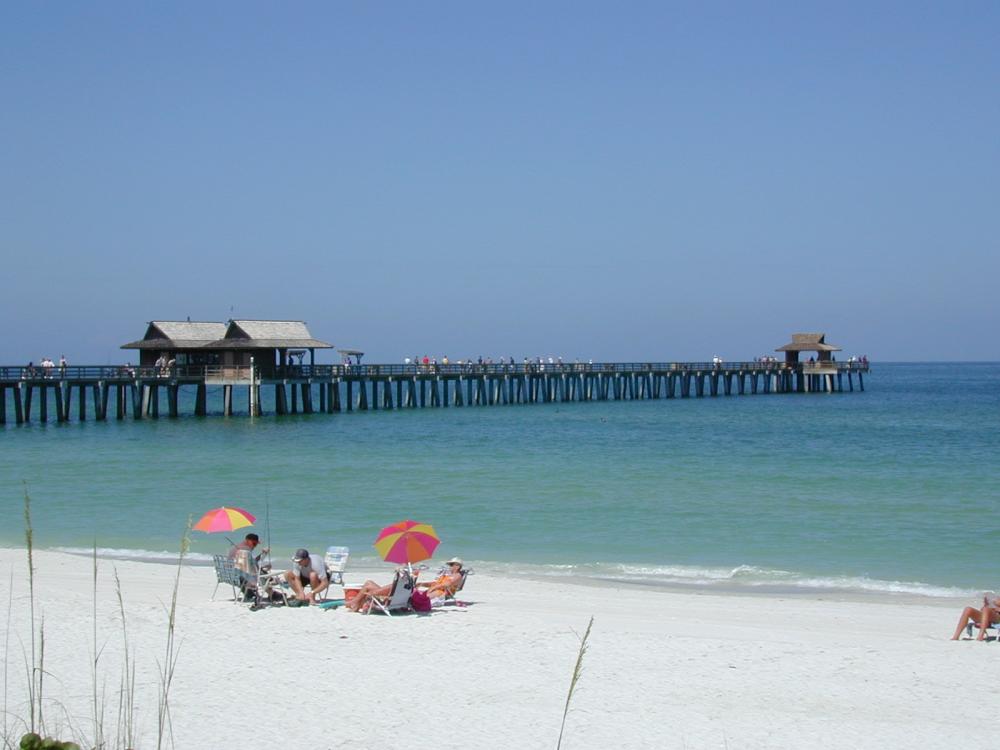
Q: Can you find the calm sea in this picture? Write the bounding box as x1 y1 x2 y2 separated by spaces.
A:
2 363 998 597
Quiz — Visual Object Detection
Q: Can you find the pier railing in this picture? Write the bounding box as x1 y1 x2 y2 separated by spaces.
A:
0 360 869 383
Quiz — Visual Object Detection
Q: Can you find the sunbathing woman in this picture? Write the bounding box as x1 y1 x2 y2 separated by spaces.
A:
417 558 464 600
951 592 1000 640
345 578 393 613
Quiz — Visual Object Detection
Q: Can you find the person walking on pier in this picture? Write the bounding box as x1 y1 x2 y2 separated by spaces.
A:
59 354 67 376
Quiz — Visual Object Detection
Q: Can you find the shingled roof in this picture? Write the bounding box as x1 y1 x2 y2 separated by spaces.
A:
122 320 332 350
775 333 842 353
222 320 332 349
121 321 228 350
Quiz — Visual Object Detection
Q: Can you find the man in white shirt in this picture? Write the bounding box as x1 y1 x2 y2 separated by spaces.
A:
284 548 329 603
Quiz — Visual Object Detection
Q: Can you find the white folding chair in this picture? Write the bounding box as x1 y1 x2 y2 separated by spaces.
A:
365 569 416 616
324 546 350 586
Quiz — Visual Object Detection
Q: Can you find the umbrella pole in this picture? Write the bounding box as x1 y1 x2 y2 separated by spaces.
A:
264 495 272 566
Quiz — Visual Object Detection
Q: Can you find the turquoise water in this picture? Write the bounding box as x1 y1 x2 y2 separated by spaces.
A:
2 364 998 596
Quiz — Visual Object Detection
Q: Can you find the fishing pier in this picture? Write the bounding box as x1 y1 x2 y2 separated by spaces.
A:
1 360 868 424
0 327 868 424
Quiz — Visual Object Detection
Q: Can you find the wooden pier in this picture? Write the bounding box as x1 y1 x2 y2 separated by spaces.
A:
0 360 869 424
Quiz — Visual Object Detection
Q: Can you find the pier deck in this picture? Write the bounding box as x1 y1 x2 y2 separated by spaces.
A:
0 361 869 424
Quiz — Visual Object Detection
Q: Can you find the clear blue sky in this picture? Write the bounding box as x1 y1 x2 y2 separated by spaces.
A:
2 2 997 362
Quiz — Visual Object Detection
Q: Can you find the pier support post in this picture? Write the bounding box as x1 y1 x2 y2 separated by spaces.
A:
55 384 66 422
99 382 110 420
15 384 24 424
195 384 207 416
275 384 287 415
223 385 233 416
291 383 299 413
130 384 142 419
345 381 353 411
333 381 342 412
117 385 126 419
319 383 327 412
24 385 33 422
168 384 179 418
0 386 5 424
302 383 313 414
39 385 48 423
858 372 864 391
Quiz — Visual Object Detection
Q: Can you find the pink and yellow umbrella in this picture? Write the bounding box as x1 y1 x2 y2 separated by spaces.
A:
193 506 256 533
373 520 440 565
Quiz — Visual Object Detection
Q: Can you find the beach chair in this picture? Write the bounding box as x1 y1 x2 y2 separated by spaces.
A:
364 568 416 616
254 568 293 607
324 546 350 586
212 554 243 601
433 568 472 608
966 621 1000 640
964 593 1000 640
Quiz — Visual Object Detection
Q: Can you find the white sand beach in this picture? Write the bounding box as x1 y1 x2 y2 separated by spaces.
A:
0 548 995 750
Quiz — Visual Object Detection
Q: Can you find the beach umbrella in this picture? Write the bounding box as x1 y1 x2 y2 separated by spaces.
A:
374 519 440 565
193 506 256 533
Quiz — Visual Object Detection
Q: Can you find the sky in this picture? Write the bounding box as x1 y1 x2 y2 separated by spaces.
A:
1 2 997 363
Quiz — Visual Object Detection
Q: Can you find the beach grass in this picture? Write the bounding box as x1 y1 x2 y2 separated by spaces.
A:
2 487 188 750
557 616 594 750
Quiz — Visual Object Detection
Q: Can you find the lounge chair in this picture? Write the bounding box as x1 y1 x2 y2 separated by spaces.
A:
212 554 244 601
433 568 472 607
966 620 1000 640
362 568 416 616
324 546 350 586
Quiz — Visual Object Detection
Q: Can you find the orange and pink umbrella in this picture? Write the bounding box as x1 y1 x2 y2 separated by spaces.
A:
374 520 440 565
193 506 256 533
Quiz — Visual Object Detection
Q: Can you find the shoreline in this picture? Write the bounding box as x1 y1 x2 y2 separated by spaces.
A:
8 544 973 607
1 547 993 749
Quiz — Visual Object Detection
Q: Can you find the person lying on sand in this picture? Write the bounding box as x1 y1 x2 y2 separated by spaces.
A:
951 591 1000 640
417 558 464 599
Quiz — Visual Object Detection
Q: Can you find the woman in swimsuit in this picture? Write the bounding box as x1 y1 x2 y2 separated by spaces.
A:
951 592 1000 640
418 558 464 599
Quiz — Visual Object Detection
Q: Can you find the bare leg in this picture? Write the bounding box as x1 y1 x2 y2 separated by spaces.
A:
285 570 308 601
346 580 390 612
307 572 329 603
976 606 999 641
952 606 983 640
346 580 381 612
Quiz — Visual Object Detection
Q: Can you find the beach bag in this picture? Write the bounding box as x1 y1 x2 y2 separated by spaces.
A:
410 589 431 612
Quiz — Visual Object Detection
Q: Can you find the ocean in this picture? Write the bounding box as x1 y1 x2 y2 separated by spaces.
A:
2 363 998 598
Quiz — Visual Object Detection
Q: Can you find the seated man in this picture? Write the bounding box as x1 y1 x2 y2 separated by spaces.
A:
228 533 269 597
284 548 329 604
417 557 465 600
228 533 269 573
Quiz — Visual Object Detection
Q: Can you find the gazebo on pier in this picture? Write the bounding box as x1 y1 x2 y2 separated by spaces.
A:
121 319 333 378
775 333 842 365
